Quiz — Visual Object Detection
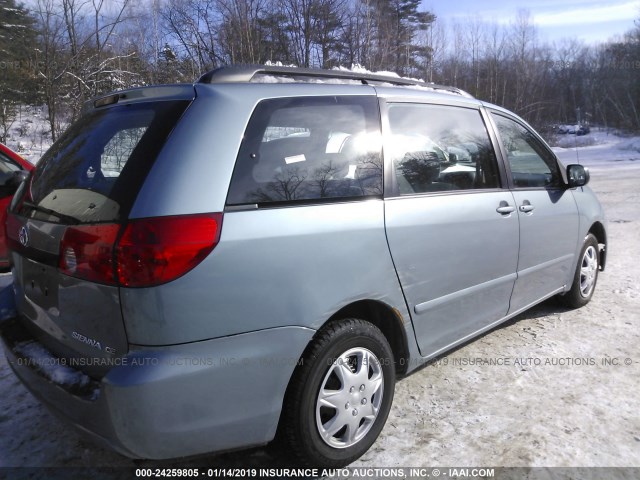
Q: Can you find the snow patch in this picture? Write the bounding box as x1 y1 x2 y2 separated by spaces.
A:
12 340 93 391
254 74 362 85
620 137 640 154
3 105 55 164
552 129 640 168
264 60 298 68
333 63 401 79
257 62 457 93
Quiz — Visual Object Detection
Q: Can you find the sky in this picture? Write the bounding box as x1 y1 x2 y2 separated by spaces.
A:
426 0 640 44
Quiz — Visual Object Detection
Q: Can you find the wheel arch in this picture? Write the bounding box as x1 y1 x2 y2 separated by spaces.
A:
275 300 411 443
588 221 607 271
325 299 410 376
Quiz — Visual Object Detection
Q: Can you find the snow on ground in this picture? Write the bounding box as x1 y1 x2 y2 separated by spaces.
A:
552 128 640 168
2 105 55 165
0 128 639 473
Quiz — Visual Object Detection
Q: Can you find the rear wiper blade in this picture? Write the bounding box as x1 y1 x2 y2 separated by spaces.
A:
22 201 81 225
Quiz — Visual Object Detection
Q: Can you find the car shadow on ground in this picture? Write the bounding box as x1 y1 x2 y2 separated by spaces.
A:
402 296 574 379
494 296 574 328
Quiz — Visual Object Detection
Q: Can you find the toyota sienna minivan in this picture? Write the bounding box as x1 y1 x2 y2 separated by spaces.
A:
0 65 606 467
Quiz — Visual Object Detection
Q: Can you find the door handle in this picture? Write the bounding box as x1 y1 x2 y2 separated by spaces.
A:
519 200 535 213
496 201 515 215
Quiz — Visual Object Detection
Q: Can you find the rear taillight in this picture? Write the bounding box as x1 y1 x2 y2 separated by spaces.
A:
116 213 223 287
59 224 121 284
59 213 223 287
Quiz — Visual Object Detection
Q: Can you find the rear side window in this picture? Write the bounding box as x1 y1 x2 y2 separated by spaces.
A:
20 101 189 224
387 103 500 195
226 96 383 206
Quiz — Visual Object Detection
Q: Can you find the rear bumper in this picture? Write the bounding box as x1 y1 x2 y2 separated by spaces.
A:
0 317 314 459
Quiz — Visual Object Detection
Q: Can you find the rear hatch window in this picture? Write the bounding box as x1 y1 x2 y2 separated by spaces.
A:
18 100 190 224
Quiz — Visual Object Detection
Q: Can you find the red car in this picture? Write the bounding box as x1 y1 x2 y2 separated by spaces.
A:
0 143 33 268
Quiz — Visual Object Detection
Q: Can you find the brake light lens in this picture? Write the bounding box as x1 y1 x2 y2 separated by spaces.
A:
59 224 121 284
59 213 223 287
116 213 223 287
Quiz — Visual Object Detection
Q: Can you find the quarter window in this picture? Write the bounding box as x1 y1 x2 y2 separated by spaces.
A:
226 96 383 205
387 104 500 195
491 113 562 188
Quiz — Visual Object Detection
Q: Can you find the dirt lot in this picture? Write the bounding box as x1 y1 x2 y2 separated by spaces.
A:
1 157 639 471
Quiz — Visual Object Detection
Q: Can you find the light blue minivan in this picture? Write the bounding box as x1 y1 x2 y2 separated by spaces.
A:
0 65 606 467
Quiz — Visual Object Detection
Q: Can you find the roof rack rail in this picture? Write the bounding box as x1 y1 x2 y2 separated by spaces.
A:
197 64 472 97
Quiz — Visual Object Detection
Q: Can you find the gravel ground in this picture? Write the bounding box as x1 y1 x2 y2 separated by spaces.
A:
1 138 639 473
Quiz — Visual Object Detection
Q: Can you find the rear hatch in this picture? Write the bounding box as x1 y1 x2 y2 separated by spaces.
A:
5 91 192 377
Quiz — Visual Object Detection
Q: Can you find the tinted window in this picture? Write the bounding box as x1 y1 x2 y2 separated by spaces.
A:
492 113 562 188
19 101 189 224
387 104 500 195
226 96 382 205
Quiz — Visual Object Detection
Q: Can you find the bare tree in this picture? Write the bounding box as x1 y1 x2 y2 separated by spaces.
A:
277 0 344 67
507 9 538 112
485 22 506 104
465 15 484 96
416 17 446 83
33 0 68 140
162 0 221 73
217 0 266 64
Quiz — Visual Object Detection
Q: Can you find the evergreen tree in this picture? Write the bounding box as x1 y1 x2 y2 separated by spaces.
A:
367 0 434 75
0 0 38 142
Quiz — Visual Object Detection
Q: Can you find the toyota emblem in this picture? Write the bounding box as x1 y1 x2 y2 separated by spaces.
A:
18 225 29 247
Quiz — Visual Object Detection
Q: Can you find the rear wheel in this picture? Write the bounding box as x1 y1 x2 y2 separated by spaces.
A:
282 319 395 467
560 233 599 308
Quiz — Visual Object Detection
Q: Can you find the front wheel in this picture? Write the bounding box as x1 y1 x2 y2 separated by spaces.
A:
282 319 395 467
560 233 600 308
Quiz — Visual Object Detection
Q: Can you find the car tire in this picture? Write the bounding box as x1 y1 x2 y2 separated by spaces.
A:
560 234 599 308
282 318 395 467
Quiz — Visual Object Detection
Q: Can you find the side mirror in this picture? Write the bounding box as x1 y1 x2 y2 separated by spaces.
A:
567 164 589 188
11 170 29 186
0 170 28 193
